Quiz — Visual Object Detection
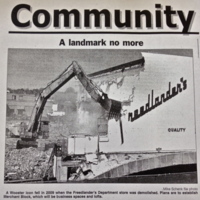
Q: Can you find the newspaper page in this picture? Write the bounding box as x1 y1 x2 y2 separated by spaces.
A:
0 0 200 199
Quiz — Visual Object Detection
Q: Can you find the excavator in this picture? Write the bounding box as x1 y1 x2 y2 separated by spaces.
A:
15 61 123 149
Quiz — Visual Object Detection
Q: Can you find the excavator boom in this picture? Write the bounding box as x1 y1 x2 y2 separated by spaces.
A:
26 61 122 141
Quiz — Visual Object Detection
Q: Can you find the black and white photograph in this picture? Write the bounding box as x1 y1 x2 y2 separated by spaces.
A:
5 49 197 183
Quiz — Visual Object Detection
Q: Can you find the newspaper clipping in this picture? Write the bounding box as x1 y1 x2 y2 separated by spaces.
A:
0 0 200 199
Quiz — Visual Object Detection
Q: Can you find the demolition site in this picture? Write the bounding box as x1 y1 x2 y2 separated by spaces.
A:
5 53 197 183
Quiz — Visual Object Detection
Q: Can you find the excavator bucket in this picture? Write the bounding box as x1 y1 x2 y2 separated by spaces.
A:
108 99 122 120
99 93 122 120
108 99 124 144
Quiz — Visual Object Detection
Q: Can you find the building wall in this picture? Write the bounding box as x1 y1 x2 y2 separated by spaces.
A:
7 92 53 117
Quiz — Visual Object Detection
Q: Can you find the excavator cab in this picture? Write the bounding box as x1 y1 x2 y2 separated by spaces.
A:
37 117 49 139
18 117 49 140
16 117 50 149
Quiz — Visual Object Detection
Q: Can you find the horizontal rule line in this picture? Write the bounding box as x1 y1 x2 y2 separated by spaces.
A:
8 31 200 35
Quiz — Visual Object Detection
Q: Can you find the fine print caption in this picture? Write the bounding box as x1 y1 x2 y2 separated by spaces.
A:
3 187 198 199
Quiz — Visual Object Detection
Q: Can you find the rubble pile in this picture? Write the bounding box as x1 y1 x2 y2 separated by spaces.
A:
5 147 52 181
4 118 74 182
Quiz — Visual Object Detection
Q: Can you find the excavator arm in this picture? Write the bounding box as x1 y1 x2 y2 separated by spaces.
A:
28 61 122 136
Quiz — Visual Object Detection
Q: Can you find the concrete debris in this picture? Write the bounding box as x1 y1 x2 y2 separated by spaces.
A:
5 120 71 181
5 147 52 181
85 153 98 164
